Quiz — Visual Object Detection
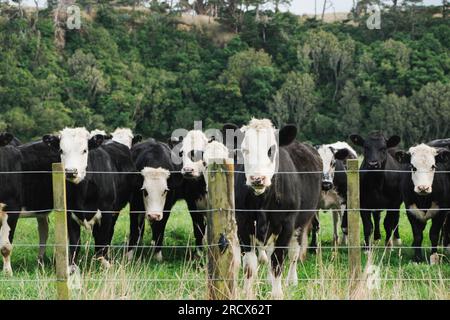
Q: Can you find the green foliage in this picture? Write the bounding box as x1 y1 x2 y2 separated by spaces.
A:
0 3 448 146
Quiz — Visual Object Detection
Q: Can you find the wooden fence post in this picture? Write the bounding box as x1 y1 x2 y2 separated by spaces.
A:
346 159 361 293
52 163 70 300
206 159 240 300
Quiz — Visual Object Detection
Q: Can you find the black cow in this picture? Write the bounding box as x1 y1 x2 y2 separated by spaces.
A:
0 133 23 275
349 132 402 248
43 128 120 268
395 144 450 263
127 138 183 261
227 119 322 299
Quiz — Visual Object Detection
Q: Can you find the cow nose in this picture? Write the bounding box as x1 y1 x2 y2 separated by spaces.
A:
146 212 163 222
416 185 431 194
368 161 379 168
182 167 194 176
65 169 78 179
250 176 265 186
322 181 333 191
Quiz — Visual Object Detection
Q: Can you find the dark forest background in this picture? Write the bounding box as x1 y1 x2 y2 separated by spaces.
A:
0 0 449 146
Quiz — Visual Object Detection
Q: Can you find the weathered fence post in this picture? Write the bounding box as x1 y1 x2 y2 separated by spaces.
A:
206 159 240 300
52 163 70 300
347 159 361 293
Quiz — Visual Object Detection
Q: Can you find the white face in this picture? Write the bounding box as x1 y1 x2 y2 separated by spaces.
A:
241 119 278 195
409 144 438 195
202 141 230 187
60 128 90 184
112 128 133 149
317 146 336 184
180 130 209 179
141 167 170 222
90 129 107 138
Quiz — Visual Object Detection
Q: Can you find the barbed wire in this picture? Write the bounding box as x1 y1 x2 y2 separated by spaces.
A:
0 169 449 175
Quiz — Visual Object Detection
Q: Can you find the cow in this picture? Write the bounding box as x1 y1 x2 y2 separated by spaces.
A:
395 144 450 264
127 138 183 262
231 118 322 299
349 132 402 248
0 133 23 275
43 128 119 268
315 142 357 246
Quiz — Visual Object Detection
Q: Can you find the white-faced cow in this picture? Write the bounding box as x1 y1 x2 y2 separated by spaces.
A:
349 132 403 248
315 142 357 245
0 133 22 275
234 119 322 299
127 138 183 262
395 144 450 264
43 128 120 268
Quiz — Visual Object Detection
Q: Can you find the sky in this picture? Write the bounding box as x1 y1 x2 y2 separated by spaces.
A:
9 0 446 14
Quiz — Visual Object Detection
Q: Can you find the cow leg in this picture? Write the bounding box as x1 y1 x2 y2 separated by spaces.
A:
151 211 171 262
443 215 450 254
373 211 381 243
384 212 395 247
93 213 113 269
407 213 425 262
309 213 319 252
238 213 257 300
269 226 293 300
429 213 446 265
286 230 302 286
37 214 49 265
392 210 402 246
341 205 348 245
187 200 205 257
332 209 340 246
128 214 145 261
360 210 373 249
1 211 18 276
68 214 81 268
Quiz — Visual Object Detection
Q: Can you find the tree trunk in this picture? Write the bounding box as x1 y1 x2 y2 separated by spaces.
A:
322 0 327 21
53 0 76 50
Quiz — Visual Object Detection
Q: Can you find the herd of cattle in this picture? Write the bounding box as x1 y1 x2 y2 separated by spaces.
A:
0 118 449 299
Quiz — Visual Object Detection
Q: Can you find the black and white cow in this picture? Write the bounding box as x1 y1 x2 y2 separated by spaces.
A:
395 144 450 263
232 119 322 299
0 133 23 275
349 132 402 248
316 142 357 245
127 138 183 262
43 128 120 268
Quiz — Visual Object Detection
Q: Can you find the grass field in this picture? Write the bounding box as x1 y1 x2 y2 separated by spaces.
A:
0 201 448 300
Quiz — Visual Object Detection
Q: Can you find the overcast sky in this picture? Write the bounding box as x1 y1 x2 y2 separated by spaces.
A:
10 0 445 14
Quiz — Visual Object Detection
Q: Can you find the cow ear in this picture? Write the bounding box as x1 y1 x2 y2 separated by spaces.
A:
349 134 364 147
334 148 350 160
208 136 216 143
105 134 113 140
279 125 297 147
89 134 104 149
0 132 14 147
168 136 182 149
132 134 142 145
394 150 411 164
436 149 450 163
313 144 321 150
387 135 401 148
42 134 60 150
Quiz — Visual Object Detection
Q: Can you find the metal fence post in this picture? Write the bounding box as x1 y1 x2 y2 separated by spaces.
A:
206 159 240 300
52 163 70 300
347 159 361 294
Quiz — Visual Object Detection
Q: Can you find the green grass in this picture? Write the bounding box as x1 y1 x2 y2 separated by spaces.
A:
0 201 449 300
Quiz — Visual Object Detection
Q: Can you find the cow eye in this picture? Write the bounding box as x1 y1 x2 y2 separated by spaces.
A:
189 150 203 162
162 189 169 196
268 145 276 161
331 160 336 167
83 149 87 154
431 164 436 170
410 165 417 172
142 189 149 197
179 150 183 157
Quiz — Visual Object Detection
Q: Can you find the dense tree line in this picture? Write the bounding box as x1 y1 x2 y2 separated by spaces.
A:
0 1 448 146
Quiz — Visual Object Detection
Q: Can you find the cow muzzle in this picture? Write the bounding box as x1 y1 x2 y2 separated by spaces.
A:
146 212 163 222
322 180 333 191
415 185 432 195
181 167 197 179
367 161 380 169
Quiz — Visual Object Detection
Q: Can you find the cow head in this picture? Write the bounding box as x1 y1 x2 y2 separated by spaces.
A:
141 167 171 222
112 128 135 149
317 145 352 191
395 144 450 195
350 132 400 169
43 128 104 184
0 133 14 147
179 130 209 179
240 118 296 195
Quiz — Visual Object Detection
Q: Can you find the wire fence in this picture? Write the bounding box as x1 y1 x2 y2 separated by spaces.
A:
0 165 449 298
